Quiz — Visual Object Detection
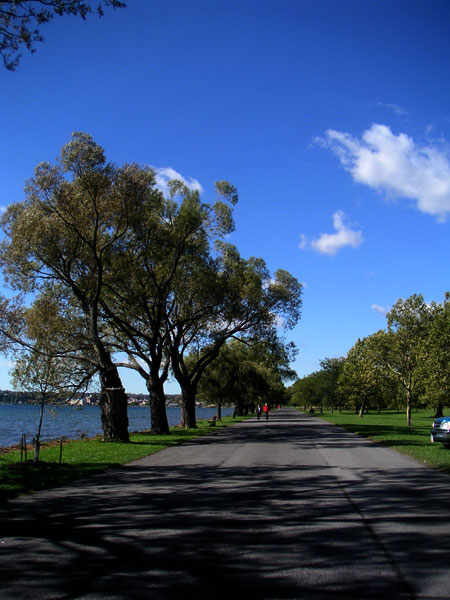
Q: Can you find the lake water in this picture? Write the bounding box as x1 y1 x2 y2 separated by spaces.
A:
0 404 232 449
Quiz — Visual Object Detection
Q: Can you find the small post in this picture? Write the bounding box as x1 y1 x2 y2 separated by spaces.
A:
20 434 24 463
59 437 64 464
23 434 27 462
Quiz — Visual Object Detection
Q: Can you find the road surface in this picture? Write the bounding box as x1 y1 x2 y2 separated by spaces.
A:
1 408 449 599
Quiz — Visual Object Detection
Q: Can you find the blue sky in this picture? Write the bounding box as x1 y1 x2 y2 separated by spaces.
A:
2 0 450 394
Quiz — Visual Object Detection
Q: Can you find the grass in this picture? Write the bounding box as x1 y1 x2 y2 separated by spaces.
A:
309 407 450 475
0 415 248 503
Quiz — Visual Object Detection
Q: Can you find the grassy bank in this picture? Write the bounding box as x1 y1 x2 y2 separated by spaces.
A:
0 415 247 503
310 408 450 475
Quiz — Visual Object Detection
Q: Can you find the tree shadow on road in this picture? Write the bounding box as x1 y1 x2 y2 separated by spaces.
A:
0 410 448 599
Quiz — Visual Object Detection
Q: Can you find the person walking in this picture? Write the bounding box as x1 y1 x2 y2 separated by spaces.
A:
256 404 262 420
263 403 270 420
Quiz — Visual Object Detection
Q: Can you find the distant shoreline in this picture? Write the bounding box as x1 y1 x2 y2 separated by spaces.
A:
0 404 232 449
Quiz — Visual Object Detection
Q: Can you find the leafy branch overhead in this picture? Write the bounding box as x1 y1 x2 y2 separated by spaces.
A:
0 0 125 70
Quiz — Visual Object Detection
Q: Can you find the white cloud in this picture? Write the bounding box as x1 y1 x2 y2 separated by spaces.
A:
0 359 15 369
274 314 286 328
310 210 363 255
154 167 203 198
371 304 389 315
322 123 450 221
298 233 308 249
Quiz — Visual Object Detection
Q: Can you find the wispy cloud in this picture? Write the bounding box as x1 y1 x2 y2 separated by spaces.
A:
273 314 286 328
154 167 203 198
0 360 15 369
303 210 363 256
320 123 450 221
371 303 389 315
298 233 308 249
373 102 407 116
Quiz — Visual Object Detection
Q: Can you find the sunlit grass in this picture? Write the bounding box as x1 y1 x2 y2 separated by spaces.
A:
0 415 247 503
312 408 450 474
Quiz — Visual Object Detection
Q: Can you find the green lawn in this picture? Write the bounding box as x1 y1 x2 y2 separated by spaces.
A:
310 408 450 474
0 415 247 503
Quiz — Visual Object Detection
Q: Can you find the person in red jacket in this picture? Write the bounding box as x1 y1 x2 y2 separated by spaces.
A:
263 403 270 420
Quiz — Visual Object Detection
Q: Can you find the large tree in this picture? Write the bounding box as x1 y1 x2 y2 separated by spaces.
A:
0 290 92 460
0 0 125 70
289 371 326 410
338 336 388 417
167 243 302 427
0 132 152 441
319 356 345 412
197 340 268 418
374 295 432 425
417 294 450 417
99 179 238 434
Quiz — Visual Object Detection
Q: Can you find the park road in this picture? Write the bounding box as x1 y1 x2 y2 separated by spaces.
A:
1 408 450 600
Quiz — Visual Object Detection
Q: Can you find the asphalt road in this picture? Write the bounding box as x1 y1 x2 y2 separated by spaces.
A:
1 408 450 600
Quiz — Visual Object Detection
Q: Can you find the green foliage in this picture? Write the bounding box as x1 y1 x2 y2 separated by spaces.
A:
198 338 294 414
214 180 238 206
0 131 141 441
308 293 450 425
418 295 450 411
289 371 325 407
319 356 345 406
370 296 434 425
337 335 393 415
1 132 302 437
289 358 344 410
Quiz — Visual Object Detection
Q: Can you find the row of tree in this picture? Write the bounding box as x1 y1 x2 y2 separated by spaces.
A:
290 293 450 425
0 132 303 442
198 337 298 416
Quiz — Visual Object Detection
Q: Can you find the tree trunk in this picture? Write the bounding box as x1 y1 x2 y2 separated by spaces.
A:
146 378 170 434
180 383 197 429
435 402 444 418
33 394 46 462
358 399 366 418
99 362 129 442
406 388 412 426
233 397 245 416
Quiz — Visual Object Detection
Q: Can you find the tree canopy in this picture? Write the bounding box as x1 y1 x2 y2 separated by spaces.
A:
1 132 303 437
198 337 296 416
0 131 144 441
